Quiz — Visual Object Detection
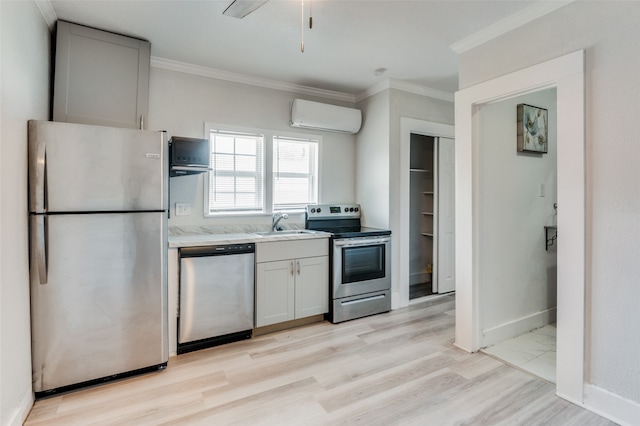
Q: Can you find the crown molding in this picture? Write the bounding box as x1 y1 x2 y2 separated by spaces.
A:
34 0 57 30
151 57 453 105
150 57 357 103
390 79 454 103
356 78 454 103
355 79 391 102
450 0 574 54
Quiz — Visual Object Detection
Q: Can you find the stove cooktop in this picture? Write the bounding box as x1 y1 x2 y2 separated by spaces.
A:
305 204 391 238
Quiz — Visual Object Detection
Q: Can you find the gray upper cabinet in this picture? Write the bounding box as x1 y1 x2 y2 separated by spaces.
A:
53 21 150 129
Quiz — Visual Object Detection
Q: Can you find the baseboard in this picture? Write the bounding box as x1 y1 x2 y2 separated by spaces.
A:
584 383 640 426
253 315 324 337
7 387 34 426
481 307 557 348
409 272 429 286
392 289 402 309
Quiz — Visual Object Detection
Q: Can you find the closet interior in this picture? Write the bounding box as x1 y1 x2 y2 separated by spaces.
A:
409 134 436 299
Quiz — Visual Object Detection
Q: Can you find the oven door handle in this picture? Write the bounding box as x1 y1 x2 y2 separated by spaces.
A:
341 294 386 306
333 236 391 247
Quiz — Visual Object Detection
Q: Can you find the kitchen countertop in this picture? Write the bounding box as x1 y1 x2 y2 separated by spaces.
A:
168 225 331 248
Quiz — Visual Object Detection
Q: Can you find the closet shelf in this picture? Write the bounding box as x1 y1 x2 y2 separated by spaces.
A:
422 191 434 195
410 168 431 173
422 212 434 216
421 233 433 237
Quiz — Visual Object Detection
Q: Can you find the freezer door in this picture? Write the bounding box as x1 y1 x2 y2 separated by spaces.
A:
28 120 166 213
30 212 168 393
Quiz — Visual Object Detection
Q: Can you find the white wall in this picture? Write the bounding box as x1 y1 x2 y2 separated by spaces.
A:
389 90 454 305
0 2 50 424
478 89 557 343
355 90 390 229
458 1 640 407
147 67 356 228
356 88 454 308
388 89 455 234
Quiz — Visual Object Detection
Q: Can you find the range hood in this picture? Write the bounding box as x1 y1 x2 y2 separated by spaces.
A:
169 136 211 177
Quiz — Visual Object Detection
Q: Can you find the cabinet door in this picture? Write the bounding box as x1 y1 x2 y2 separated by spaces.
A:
256 260 295 327
53 21 150 129
295 256 329 319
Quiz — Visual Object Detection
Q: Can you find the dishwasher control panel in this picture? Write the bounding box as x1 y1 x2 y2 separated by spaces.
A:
179 243 255 257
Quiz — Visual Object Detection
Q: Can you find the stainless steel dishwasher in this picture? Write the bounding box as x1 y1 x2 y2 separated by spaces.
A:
178 243 254 354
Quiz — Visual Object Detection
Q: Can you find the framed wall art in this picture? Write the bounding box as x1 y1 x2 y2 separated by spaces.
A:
517 103 548 153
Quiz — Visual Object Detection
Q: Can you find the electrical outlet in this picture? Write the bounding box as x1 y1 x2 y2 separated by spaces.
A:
175 203 191 216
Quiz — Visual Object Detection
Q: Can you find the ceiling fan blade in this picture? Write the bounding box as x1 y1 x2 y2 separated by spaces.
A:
222 0 269 19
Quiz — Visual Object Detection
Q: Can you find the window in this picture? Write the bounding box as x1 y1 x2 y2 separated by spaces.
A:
273 137 318 211
208 130 264 213
205 124 319 215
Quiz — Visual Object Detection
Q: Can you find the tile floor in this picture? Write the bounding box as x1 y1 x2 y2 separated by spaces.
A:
481 323 557 384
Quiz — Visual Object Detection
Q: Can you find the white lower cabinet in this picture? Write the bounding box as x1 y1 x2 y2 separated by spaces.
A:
256 239 329 327
256 260 295 326
294 256 329 319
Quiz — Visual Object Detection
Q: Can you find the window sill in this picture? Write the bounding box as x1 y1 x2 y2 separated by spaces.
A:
204 209 306 219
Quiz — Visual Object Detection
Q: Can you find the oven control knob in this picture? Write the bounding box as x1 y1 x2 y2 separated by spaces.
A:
349 207 354 212
355 207 359 212
310 208 315 213
317 208 321 213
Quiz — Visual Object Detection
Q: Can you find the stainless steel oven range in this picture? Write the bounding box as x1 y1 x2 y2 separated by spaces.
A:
305 204 391 323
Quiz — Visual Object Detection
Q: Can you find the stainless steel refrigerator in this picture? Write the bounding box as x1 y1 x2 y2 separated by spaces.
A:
28 120 169 396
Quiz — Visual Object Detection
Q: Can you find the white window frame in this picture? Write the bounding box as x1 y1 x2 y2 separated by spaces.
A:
207 128 265 214
204 122 322 217
272 135 319 212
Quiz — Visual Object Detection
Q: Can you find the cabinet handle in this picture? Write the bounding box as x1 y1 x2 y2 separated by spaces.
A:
297 260 300 275
140 115 144 130
290 261 294 276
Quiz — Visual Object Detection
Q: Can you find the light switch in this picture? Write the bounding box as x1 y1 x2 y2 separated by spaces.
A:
539 183 545 197
175 202 191 216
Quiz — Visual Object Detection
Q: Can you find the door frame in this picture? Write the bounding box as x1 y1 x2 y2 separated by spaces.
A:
399 118 455 308
454 50 585 404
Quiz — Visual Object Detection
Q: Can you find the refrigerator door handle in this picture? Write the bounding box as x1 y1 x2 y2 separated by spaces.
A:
31 133 47 213
36 215 48 284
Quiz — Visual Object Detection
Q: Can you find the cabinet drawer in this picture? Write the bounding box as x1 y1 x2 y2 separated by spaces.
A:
256 238 329 263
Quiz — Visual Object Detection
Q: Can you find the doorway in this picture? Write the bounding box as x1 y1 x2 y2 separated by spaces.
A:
454 51 585 403
409 134 436 299
473 88 558 383
399 118 455 308
408 134 456 301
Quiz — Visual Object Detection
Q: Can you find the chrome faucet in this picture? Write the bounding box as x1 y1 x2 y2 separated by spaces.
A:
271 212 289 232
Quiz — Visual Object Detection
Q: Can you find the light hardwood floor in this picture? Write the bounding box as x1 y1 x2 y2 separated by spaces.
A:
25 295 615 425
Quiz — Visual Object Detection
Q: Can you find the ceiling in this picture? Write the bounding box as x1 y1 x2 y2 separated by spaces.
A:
48 0 539 98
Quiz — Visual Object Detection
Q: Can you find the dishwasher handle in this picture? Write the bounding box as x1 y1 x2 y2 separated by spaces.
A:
180 243 255 257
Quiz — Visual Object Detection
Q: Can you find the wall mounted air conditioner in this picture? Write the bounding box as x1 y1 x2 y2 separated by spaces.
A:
290 99 362 134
